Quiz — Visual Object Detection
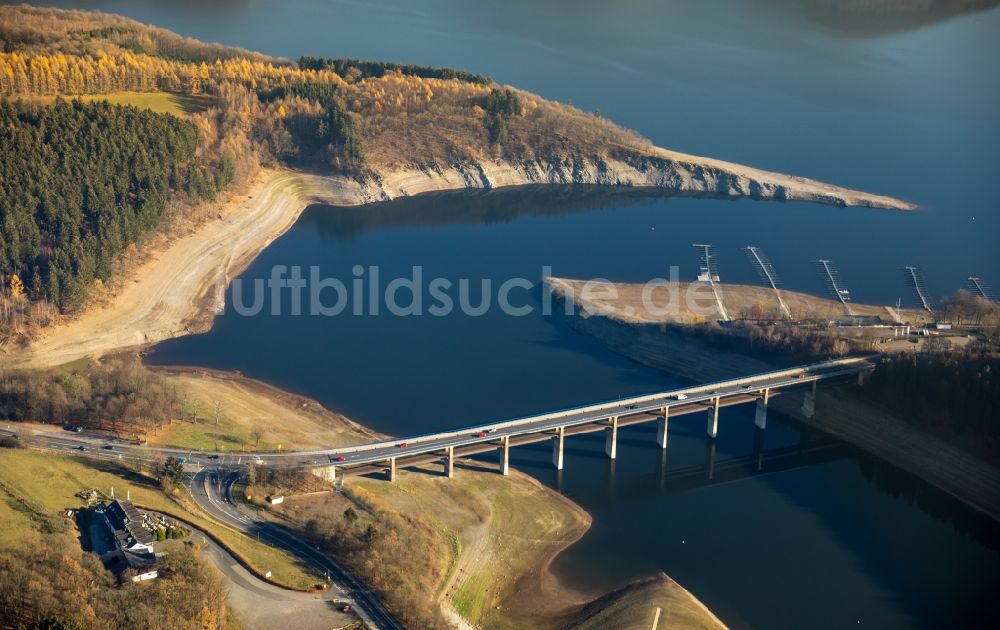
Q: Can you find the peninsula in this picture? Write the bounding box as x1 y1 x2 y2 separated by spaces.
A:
0 5 935 630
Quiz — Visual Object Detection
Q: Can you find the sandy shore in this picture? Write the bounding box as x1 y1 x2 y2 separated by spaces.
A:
546 276 931 325
4 145 914 369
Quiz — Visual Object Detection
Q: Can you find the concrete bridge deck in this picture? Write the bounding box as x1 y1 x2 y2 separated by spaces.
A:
309 355 875 481
1 356 875 483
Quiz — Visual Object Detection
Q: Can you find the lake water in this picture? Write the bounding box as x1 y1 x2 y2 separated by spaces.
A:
34 0 1000 627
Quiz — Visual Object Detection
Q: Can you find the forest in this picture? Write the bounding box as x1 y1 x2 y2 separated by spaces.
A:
298 55 491 84
0 98 230 310
0 3 651 327
0 359 179 439
863 349 999 457
0 532 230 629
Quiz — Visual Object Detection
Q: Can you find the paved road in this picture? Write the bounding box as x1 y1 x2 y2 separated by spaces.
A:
2 357 873 475
188 469 404 630
282 355 874 472
0 355 873 630
148 508 355 630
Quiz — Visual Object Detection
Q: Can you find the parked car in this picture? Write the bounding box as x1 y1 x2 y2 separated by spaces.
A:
102 444 114 450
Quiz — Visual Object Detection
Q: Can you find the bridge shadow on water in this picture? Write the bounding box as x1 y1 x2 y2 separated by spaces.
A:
456 401 1000 630
353 397 1000 629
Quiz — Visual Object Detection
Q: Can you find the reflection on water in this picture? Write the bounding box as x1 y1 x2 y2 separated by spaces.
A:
761 0 1000 35
301 184 663 240
151 185 1000 629
43 0 999 626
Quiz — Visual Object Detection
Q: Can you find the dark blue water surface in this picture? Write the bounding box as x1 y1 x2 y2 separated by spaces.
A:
32 0 1000 627
149 192 1000 629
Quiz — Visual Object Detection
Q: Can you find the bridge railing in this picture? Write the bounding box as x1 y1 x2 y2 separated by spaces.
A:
289 355 877 459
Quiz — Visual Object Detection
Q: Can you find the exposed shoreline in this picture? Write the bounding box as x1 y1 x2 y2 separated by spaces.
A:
0 151 914 628
5 149 912 370
547 277 1000 523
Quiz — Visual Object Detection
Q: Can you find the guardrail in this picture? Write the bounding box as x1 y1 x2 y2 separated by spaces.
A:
5 355 875 466
290 355 877 459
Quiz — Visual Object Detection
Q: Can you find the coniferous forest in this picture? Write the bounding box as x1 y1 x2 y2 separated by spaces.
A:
0 98 230 311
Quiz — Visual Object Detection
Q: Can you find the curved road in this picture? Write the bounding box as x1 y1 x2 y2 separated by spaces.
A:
188 468 404 630
148 508 356 630
0 356 872 630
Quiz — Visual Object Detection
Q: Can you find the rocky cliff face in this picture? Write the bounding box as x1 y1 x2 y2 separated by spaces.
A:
341 149 914 210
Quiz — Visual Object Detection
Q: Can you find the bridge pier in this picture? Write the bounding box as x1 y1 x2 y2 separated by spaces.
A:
605 416 619 459
387 457 397 482
311 465 336 484
552 427 565 470
445 446 455 478
857 369 870 386
706 398 720 438
755 389 770 430
802 380 817 419
499 435 510 476
656 408 669 449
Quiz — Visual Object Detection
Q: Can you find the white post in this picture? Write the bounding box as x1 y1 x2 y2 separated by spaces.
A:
552 427 565 470
445 446 455 478
499 435 510 476
605 417 619 459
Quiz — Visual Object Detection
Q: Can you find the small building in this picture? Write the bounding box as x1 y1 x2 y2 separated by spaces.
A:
92 499 158 581
104 500 155 553
103 548 159 582
266 495 284 505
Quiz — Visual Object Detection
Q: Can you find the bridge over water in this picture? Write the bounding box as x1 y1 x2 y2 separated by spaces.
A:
304 356 876 483
3 356 875 485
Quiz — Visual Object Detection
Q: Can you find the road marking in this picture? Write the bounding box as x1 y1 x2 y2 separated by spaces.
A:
651 606 662 630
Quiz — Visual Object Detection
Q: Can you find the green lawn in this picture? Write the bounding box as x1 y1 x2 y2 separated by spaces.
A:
0 448 319 589
25 91 213 116
156 415 257 452
0 488 36 549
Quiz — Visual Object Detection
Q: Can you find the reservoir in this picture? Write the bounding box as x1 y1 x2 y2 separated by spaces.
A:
151 190 1000 629
43 0 1000 627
